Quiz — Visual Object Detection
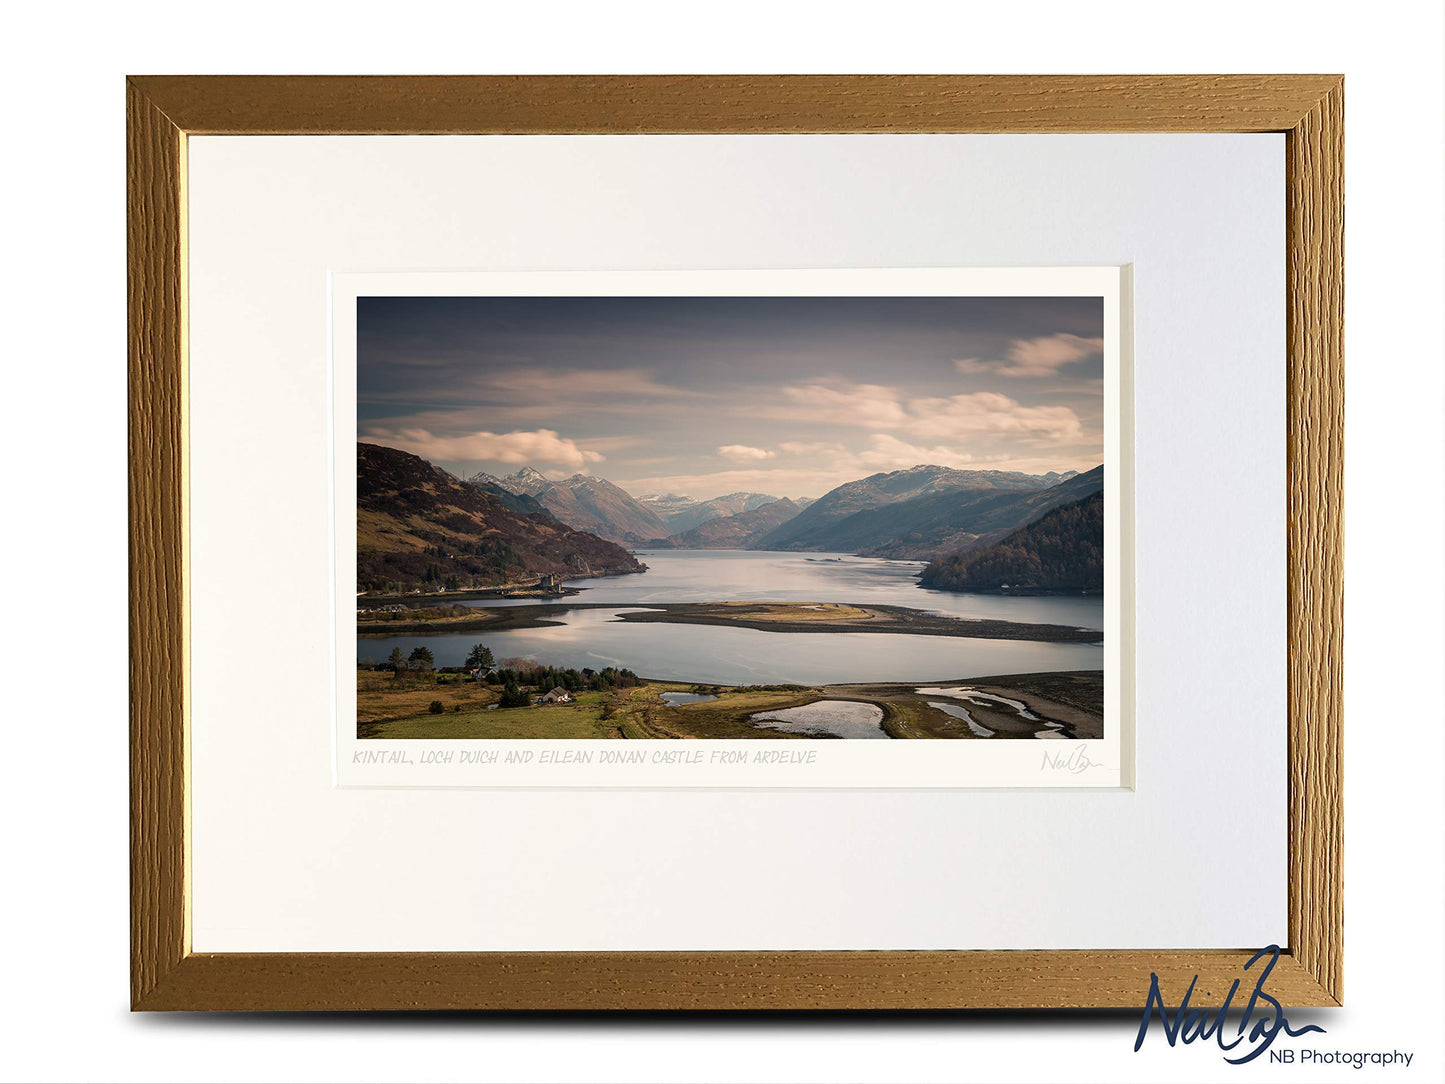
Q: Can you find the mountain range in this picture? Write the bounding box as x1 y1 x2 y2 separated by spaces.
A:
918 490 1104 593
358 443 645 592
752 465 1083 554
360 441 1102 595
852 466 1104 560
665 497 803 549
638 490 795 534
469 467 668 545
462 461 1100 561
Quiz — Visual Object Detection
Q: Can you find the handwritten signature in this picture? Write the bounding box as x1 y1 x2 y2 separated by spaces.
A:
1135 946 1325 1064
1040 744 1098 773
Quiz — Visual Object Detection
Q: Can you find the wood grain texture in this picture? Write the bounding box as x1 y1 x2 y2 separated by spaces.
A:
139 950 1334 1012
127 74 1343 134
127 81 188 1008
1284 78 1345 1005
127 75 1345 1011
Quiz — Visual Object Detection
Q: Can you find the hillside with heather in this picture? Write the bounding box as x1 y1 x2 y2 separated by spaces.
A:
918 490 1104 593
358 443 645 593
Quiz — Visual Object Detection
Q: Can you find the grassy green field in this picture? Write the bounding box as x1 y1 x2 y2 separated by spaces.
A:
356 669 1104 740
357 671 810 740
357 669 834 740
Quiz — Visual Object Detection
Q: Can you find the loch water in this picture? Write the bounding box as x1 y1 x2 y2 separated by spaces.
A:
357 550 1104 686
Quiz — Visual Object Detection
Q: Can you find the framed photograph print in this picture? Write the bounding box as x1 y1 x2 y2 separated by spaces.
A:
337 267 1128 789
128 75 1342 1010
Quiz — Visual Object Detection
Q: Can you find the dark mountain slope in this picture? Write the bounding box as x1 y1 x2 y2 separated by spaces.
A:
464 477 554 518
753 465 1052 551
472 468 667 545
358 443 645 592
860 466 1104 560
919 490 1104 593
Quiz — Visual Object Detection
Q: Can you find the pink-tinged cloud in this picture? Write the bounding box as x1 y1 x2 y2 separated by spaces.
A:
854 434 977 470
776 435 976 471
778 441 850 457
776 383 909 429
955 333 1104 378
717 444 776 463
904 392 1082 442
364 427 605 469
763 381 1082 443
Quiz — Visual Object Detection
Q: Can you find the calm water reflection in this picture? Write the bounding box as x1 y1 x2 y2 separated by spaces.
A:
559 550 1104 628
358 550 1103 685
750 700 888 739
659 691 718 705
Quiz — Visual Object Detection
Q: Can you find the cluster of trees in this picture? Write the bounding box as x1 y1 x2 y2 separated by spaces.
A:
467 643 642 710
414 540 527 586
497 683 531 709
357 544 523 594
919 491 1104 593
357 539 537 593
384 646 435 671
369 640 643 709
488 661 641 695
419 565 460 589
455 538 523 564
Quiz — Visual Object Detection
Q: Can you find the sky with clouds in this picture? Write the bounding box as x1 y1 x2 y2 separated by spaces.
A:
359 296 1105 500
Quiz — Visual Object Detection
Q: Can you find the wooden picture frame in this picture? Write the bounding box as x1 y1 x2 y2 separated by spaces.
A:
128 75 1342 1010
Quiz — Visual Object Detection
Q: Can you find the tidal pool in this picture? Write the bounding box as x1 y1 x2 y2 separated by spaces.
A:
926 700 995 737
749 700 888 740
659 691 719 706
917 686 1077 739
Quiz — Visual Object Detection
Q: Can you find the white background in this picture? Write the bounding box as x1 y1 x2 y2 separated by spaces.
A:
2 2 1441 1082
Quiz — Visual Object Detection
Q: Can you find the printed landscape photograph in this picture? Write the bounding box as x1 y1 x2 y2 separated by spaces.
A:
355 293 1109 741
